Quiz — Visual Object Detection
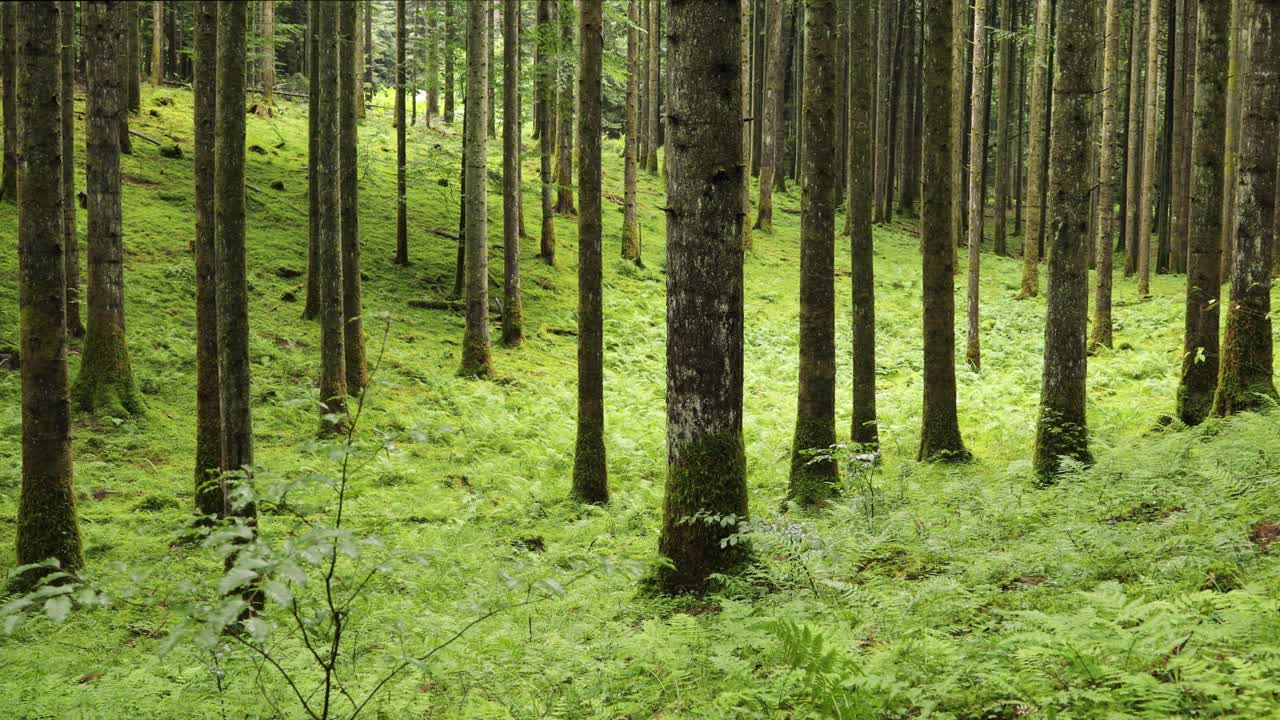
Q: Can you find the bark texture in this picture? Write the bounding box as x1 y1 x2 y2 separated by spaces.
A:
339 0 366 392
645 0 661 174
503 0 526 344
992 0 1012 256
1018 0 1052 298
1136 0 1163 297
1 4 16 202
554 0 576 215
753 0 785 232
460 0 494 379
1088 0 1123 352
623 0 641 263
316 0 347 423
965 0 990 371
394 0 408 265
537 0 557 265
1124 0 1147 277
849 0 879 448
61 2 81 339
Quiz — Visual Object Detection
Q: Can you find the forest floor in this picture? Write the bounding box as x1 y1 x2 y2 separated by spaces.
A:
3 87 1280 719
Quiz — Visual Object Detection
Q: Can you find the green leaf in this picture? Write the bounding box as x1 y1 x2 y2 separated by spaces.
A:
44 595 72 623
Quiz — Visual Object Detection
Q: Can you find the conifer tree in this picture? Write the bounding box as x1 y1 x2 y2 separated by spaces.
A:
460 0 494 379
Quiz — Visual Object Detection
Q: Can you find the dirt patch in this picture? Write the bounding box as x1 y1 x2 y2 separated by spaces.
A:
1248 521 1280 552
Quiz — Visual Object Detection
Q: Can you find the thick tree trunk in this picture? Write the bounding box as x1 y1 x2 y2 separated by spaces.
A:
15 0 83 586
1176 0 1228 425
1033 0 1094 479
316 0 347 422
78 0 142 417
645 0 661 173
919 0 968 461
537 0 557 265
965 0 990 371
1088 0 1123 352
849 0 878 448
394 0 408 265
622 0 642 263
339 0 366 393
1124 0 1147 277
2 4 17 202
1136 0 1163 297
192 0 221 517
658 0 747 594
573 0 607 504
554 0 576 215
503 0 526 343
61 3 82 339
753 0 785 232
1017 0 1052 298
1213 0 1279 416
460 0 494 379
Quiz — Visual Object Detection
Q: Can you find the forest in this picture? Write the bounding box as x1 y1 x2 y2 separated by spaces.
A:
2 0 1280 717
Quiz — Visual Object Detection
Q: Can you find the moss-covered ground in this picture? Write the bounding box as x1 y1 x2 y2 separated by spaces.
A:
3 87 1280 718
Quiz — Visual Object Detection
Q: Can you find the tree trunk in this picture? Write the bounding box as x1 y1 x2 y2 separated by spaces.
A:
1124 0 1146 277
992 0 1012 256
874 0 894 221
151 1 162 86
445 0 457 123
658 0 747 594
394 0 409 265
753 0 785 232
1167 0 1196 274
305 0 322 310
919 0 968 461
1213 0 1279 416
1017 0 1051 298
260 0 275 115
1219 1 1242 282
119 2 134 155
849 0 879 448
488 3 496 139
78 0 142 417
966 0 990 371
537 0 557 265
61 2 82 339
623 0 642 263
503 0 526 343
950 0 969 262
192 0 221 517
1 3 17 202
1088 0 1123 352
15 0 83 586
1176 0 1228 425
1136 0 1162 297
554 0 576 215
339 0 366 393
215 1 254 517
315 0 347 422
740 0 753 250
355 2 365 119
572 0 607 504
645 0 661 174
461 0 494 379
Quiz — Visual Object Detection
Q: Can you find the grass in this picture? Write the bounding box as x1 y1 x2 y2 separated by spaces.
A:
2 85 1280 718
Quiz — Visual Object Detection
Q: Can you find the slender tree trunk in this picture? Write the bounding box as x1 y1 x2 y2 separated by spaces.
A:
1213 0 1279 416
15 0 83 586
1017 0 1052 298
919 0 968 461
1124 0 1147 277
874 0 894 221
1088 0 1123 352
554 0 576 215
151 1 162 86
215 0 254 518
966 0 990 371
339 0 366 393
849 0 878 448
754 0 785 232
572 0 607 504
259 0 275 115
1136 0 1163 297
78 0 142 417
622 0 642 263
488 3 496 139
1168 0 1195 274
503 0 526 343
119 2 134 156
1033 0 1094 479
305 0 322 313
445 0 457 123
895 1 918 216
61 2 82 339
1219 1 1242 282
1176 0 1228 425
192 0 221 517
950 0 969 261
316 0 346 423
460 0 494 379
740 0 753 249
635 0 647 158
993 0 1012 256
2 3 18 202
658 0 747 594
537 0 557 265
646 0 661 173
394 0 409 265
355 2 365 119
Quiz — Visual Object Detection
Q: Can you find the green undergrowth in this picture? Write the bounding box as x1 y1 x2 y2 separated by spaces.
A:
3 86 1280 718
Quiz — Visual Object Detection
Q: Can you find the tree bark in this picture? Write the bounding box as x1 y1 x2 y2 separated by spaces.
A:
1033 0 1094 479
849 0 879 448
966 0 990 371
394 0 409 265
623 0 642 263
950 0 970 263
754 0 785 232
1136 0 1163 297
503 0 526 343
645 0 661 174
78 0 142 417
1 3 17 202
1017 0 1052 298
15 0 83 586
192 0 221 517
260 0 275 115
1176 0 1228 425
1123 0 1147 277
1088 0 1122 352
740 0 753 250
992 0 1012 256
554 0 576 214
120 2 134 155
305 0 322 311
151 1 162 86
461 0 494 379
919 0 968 461
1218 1 1242 282
62 2 82 339
316 0 347 422
1213 0 1279 416
874 0 894 221
339 0 366 392
537 0 557 265
658 0 747 594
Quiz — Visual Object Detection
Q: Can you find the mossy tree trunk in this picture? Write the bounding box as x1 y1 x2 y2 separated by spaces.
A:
850 0 879 448
622 0 641 263
658 0 747 594
15 0 83 587
1212 0 1279 417
788 0 838 508
1 3 16 202
339 0 366 393
1176 0 1228 425
1088 0 1123 352
61 2 82 339
537 0 557 265
965 0 990 372
316 0 347 423
460 0 494 379
554 0 576 215
1033 0 1094 479
78 0 143 418
573 0 608 504
1017 0 1052 299
394 0 408 266
503 0 526 344
192 0 222 517
753 0 785 233
919 0 968 462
